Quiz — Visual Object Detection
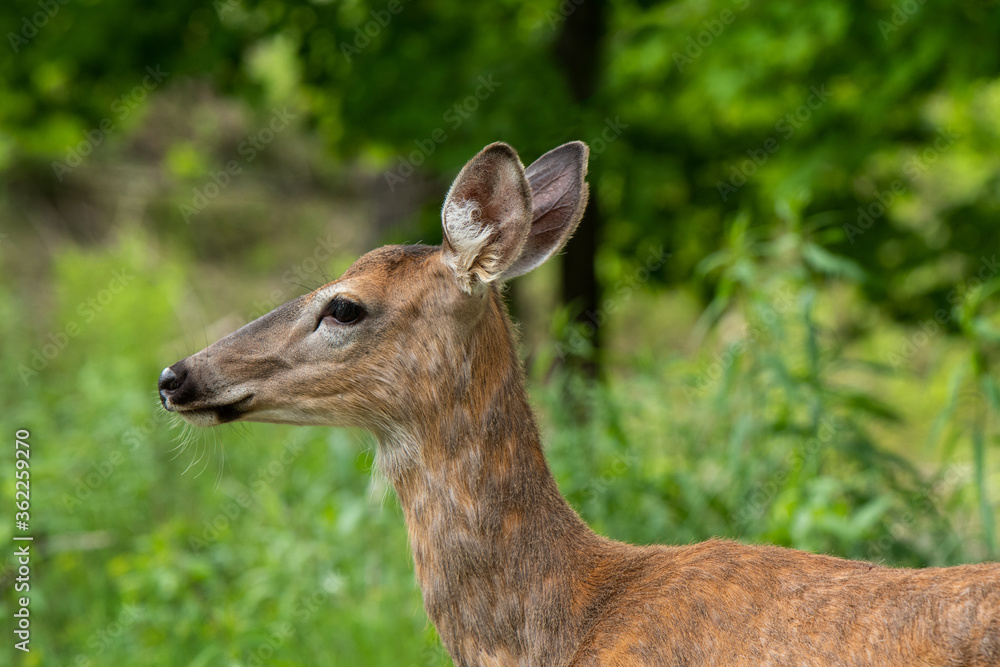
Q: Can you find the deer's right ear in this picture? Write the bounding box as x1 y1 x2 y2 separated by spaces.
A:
500 141 589 280
441 142 532 294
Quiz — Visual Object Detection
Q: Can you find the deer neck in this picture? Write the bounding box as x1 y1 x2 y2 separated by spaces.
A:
379 291 599 665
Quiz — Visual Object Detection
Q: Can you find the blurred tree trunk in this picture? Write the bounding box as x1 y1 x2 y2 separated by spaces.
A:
553 0 607 377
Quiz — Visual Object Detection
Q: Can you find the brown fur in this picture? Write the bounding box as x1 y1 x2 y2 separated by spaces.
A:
159 142 1000 666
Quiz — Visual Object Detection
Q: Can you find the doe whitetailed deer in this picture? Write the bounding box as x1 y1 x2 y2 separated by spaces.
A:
160 141 1000 666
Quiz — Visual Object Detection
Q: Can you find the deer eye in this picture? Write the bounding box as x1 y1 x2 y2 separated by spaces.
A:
323 297 365 326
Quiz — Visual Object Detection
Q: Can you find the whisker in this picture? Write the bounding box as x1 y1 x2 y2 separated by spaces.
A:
169 420 198 458
215 432 227 491
192 430 215 479
182 433 207 475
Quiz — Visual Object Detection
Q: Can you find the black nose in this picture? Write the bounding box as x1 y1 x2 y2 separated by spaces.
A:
158 364 186 410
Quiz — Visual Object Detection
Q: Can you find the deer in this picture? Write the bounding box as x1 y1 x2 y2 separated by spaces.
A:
159 141 1000 666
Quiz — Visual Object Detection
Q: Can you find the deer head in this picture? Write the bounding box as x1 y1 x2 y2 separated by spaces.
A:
159 141 589 471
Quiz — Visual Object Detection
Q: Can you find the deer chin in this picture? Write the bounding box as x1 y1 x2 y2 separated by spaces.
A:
170 394 255 426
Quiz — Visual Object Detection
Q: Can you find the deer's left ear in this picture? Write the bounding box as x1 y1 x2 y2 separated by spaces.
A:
441 142 532 294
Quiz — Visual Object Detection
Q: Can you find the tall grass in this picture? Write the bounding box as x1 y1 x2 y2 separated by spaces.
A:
1 218 996 665
540 214 996 567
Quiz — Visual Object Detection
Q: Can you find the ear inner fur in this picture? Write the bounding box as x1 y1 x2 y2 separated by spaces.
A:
441 142 532 292
501 141 590 280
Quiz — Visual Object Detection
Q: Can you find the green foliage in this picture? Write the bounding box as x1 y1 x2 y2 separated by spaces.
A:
1 230 449 665
5 0 999 316
2 0 999 664
4 219 992 665
541 215 986 569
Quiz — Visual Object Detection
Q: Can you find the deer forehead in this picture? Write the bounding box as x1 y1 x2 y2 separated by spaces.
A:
314 243 481 316
340 244 441 282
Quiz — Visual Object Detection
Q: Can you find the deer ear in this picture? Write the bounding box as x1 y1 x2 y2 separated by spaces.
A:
499 141 589 280
441 142 532 293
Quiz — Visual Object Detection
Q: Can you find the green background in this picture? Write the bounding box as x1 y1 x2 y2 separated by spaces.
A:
2 0 999 664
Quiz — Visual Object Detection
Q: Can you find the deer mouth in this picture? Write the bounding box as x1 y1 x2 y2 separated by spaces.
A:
171 394 255 426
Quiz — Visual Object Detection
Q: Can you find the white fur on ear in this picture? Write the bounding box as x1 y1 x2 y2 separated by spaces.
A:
440 143 533 294
442 199 501 293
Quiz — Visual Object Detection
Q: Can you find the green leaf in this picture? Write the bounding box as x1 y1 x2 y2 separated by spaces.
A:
802 243 866 282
